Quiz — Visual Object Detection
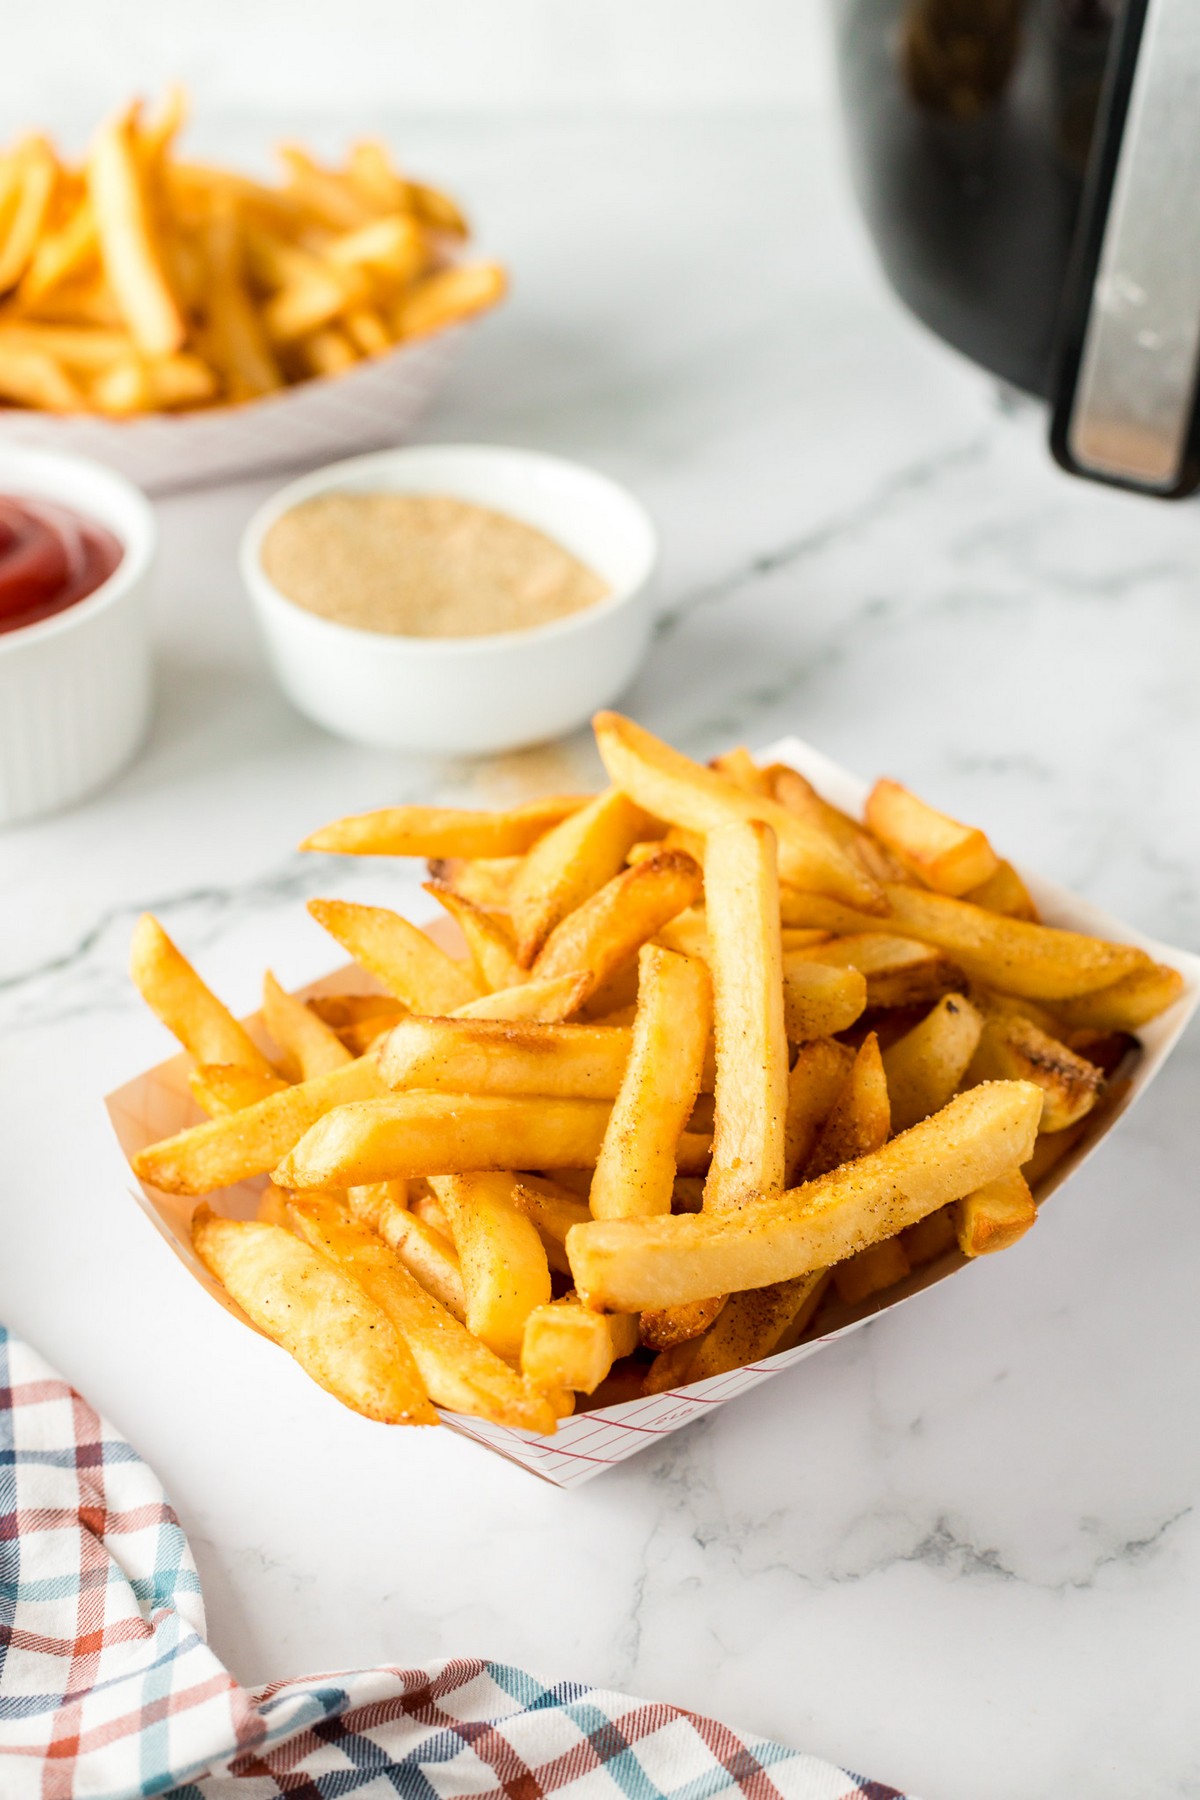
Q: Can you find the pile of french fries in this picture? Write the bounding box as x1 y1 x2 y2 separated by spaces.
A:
127 714 1184 1432
0 87 505 416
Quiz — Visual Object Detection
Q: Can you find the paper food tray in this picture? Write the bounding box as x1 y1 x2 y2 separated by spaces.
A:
105 737 1200 1487
0 329 464 495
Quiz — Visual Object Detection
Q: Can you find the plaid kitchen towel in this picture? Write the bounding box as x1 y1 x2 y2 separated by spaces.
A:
0 1324 909 1799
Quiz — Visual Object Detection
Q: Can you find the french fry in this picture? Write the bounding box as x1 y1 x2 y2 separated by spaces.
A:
277 143 369 229
378 1015 632 1099
410 180 469 238
771 763 905 885
192 1209 435 1424
832 1237 911 1305
200 196 282 399
1048 961 1185 1033
639 1297 727 1350
345 1178 405 1231
426 854 522 910
900 1204 958 1266
0 322 134 369
956 1169 1037 1255
566 1081 1043 1311
0 137 58 293
589 944 712 1219
594 712 884 911
643 1271 829 1394
307 992 405 1034
16 195 98 306
347 138 413 212
410 1188 453 1240
376 1199 467 1319
1021 1116 1092 1189
522 1297 639 1394
275 1092 614 1191
783 1038 854 1181
965 1004 1102 1133
256 1182 294 1229
0 341 83 410
304 796 585 858
391 261 506 339
881 993 983 1133
188 1063 290 1117
428 1173 551 1359
308 898 482 1013
510 1176 592 1254
287 1196 556 1431
508 788 650 968
423 880 523 991
135 1056 384 1194
708 746 773 796
964 860 1039 921
790 932 966 1009
326 214 425 281
295 322 358 374
452 971 589 1023
782 958 867 1041
129 914 275 1074
532 850 703 999
806 1034 890 1184
90 351 217 415
262 971 352 1081
88 108 185 356
865 778 1000 896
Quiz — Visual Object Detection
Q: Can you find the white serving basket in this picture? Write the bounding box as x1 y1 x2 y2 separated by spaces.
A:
0 331 464 494
105 737 1200 1487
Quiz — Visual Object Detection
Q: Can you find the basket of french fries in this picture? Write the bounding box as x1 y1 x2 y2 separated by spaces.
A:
107 716 1199 1487
0 89 506 491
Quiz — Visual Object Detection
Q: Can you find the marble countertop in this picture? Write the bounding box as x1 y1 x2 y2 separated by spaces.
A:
3 110 1198 1800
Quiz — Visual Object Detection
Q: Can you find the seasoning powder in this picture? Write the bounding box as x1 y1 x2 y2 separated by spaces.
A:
261 492 610 639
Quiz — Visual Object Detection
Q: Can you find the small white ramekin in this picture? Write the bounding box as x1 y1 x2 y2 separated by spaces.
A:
0 446 155 826
240 444 659 755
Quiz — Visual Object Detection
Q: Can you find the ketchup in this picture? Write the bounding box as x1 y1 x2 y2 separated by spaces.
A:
0 496 123 635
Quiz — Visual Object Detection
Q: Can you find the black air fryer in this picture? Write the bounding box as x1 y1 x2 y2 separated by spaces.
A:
833 0 1200 496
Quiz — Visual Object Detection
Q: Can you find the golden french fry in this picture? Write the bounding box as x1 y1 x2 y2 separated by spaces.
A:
307 992 405 1033
782 958 867 1042
326 214 425 280
277 143 370 229
276 1091 614 1191
1047 960 1185 1033
881 993 983 1133
135 1056 384 1194
783 1038 854 1182
522 1297 639 1394
594 712 885 912
391 261 506 339
129 914 275 1074
567 1081 1043 1311
708 746 773 796
262 970 352 1081
510 1176 591 1252
644 1269 830 1394
532 850 703 999
88 108 185 356
192 1208 435 1424
308 898 482 1012
508 788 650 968
805 1033 891 1179
779 883 1150 1000
832 1236 911 1305
965 1004 1102 1133
305 796 586 859
0 137 58 292
452 972 589 1023
410 180 469 237
791 932 966 1010
428 1173 551 1359
639 1296 727 1350
287 1195 555 1431
703 821 789 1211
770 764 905 885
379 1014 631 1098
201 197 283 399
426 854 522 910
865 778 1000 896
295 323 358 374
423 881 523 991
0 322 133 369
345 1178 405 1230
90 351 217 415
187 1063 290 1117
16 195 98 305
901 1204 958 1266
347 139 413 212
590 944 712 1220
0 341 83 410
376 1193 466 1318
964 860 1039 921
956 1168 1037 1255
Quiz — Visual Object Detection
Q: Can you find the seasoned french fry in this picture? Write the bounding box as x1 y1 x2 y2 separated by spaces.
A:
307 992 405 1034
135 1056 383 1195
428 1173 551 1359
376 1196 466 1319
345 1178 405 1231
391 261 506 338
88 108 185 356
533 850 703 999
1048 960 1185 1033
881 993 983 1133
964 860 1039 921
589 944 712 1219
287 1196 555 1431
308 898 482 1012
262 970 352 1080
130 914 275 1074
956 1169 1037 1255
276 1092 613 1191
865 778 1000 896
783 1038 854 1181
192 1208 435 1424
790 932 965 1009
639 1296 727 1350
16 195 98 306
277 143 369 229
510 1177 592 1250
426 854 522 910
90 351 217 415
0 322 133 369
452 972 589 1023
782 958 867 1042
805 1033 890 1180
423 880 523 991
188 1062 290 1117
643 1271 829 1394
595 712 884 911
771 763 905 885
0 137 58 292
708 746 774 796
900 1203 958 1266
200 196 282 399
304 797 585 859
965 1003 1102 1133
567 1081 1043 1311
379 1015 632 1098
522 1297 639 1394
508 788 650 968
832 1236 911 1305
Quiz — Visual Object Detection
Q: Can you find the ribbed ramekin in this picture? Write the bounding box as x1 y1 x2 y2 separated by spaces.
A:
0 447 155 826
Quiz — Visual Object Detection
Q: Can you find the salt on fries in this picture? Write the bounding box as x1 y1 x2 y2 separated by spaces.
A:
126 715 1185 1431
0 86 505 416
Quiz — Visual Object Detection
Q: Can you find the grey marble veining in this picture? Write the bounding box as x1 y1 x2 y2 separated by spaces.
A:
1 110 1198 1800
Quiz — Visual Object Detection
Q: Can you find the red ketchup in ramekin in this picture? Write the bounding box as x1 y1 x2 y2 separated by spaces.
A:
0 495 123 635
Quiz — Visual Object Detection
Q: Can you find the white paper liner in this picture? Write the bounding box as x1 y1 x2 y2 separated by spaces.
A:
105 737 1200 1487
0 330 464 495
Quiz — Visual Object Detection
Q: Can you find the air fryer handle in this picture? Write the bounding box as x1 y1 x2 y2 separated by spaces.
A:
1050 0 1200 497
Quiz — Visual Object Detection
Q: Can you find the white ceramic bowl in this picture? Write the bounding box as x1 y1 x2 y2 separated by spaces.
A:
0 447 155 826
240 444 659 755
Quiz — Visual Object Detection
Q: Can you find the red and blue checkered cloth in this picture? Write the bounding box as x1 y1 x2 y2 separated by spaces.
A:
0 1325 908 1799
